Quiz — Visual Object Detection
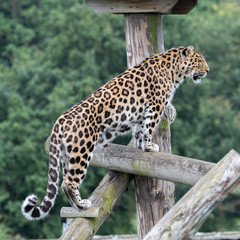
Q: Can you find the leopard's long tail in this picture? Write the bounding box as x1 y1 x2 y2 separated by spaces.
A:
21 132 61 220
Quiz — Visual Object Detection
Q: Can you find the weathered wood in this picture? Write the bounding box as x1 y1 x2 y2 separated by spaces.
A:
125 13 175 239
91 144 240 196
92 232 240 240
93 235 138 240
60 207 101 218
125 14 164 69
60 171 132 240
143 150 240 240
171 0 197 14
86 0 197 14
86 0 178 14
38 232 240 240
194 231 240 240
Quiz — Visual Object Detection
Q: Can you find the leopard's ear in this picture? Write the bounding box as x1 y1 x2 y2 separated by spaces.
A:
182 46 194 57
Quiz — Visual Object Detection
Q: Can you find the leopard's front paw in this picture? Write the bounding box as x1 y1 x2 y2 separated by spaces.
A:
143 142 159 152
78 199 92 210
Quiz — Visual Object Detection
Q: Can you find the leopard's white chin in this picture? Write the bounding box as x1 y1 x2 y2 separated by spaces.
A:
193 78 201 84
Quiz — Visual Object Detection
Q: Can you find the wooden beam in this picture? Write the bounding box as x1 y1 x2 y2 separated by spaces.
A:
59 171 132 240
92 232 240 240
86 0 178 14
93 235 138 240
142 150 240 240
91 144 240 196
194 231 240 240
60 206 101 218
171 0 197 14
86 0 198 14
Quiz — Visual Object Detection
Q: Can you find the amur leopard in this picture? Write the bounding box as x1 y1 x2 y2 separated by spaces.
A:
22 46 209 220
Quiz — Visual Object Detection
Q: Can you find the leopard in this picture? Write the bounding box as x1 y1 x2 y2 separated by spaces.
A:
21 46 209 220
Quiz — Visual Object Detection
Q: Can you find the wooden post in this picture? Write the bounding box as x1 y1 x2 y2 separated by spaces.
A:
125 14 175 239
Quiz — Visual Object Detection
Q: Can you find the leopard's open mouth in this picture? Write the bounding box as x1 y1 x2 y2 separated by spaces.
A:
193 73 203 83
193 73 202 81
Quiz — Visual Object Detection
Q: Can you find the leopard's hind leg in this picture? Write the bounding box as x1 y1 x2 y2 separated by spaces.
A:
61 138 95 209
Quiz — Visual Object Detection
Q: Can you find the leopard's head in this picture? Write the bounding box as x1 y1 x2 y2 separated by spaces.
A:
180 46 210 83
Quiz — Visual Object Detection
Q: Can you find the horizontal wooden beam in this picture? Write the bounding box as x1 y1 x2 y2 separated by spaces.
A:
143 150 240 240
44 138 240 196
93 235 138 240
91 144 240 196
86 0 197 14
92 232 240 240
194 231 240 240
86 0 177 14
60 206 101 218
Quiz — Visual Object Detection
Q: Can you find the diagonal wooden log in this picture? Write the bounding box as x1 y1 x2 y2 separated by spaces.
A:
142 149 240 240
59 171 133 240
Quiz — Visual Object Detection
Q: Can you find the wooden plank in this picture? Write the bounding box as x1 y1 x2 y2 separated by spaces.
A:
38 232 240 240
91 231 240 240
86 0 178 14
59 171 132 240
60 207 101 218
171 0 198 14
124 13 175 240
194 231 240 240
93 235 138 240
143 150 240 240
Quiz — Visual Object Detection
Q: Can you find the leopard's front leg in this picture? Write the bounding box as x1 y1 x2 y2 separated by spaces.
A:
133 103 177 152
133 103 162 152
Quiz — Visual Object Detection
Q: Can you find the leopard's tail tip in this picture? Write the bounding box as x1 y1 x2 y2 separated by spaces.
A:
21 194 47 221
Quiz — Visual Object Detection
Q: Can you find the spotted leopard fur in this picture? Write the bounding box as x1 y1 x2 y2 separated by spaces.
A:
22 46 209 220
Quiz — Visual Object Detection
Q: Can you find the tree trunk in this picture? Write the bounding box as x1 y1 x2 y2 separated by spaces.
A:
124 13 175 239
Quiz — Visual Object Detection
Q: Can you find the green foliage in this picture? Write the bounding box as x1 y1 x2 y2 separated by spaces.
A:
0 0 240 238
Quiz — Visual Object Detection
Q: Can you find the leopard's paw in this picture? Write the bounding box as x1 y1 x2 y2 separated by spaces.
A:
78 199 92 210
143 142 159 152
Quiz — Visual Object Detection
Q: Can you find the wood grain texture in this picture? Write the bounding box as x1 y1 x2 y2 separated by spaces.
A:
91 144 240 196
93 235 138 240
194 231 240 240
60 207 100 218
86 0 197 14
143 150 240 240
92 232 240 240
86 0 178 14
